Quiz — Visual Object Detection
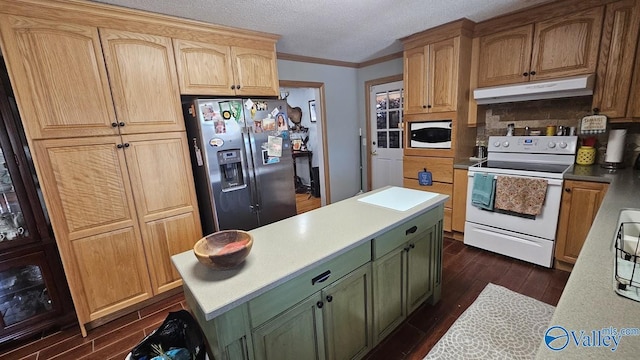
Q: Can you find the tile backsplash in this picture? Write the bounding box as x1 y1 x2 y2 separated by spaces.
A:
475 96 640 167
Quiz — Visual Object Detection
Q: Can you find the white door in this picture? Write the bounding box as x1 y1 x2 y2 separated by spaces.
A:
370 81 404 190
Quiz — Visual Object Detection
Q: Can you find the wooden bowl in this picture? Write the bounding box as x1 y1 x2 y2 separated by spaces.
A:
193 230 253 269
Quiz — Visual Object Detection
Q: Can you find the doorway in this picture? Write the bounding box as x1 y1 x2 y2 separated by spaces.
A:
367 78 404 190
279 81 328 212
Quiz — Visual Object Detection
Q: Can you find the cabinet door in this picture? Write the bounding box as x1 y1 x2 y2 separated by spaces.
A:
122 132 202 293
231 47 280 97
477 24 534 87
403 47 428 114
372 245 405 342
173 39 236 96
452 169 468 232
531 7 603 81
100 29 184 134
555 180 608 265
33 137 152 323
0 15 117 139
592 0 640 118
428 38 458 113
406 228 434 313
322 264 372 360
629 35 640 120
252 293 325 360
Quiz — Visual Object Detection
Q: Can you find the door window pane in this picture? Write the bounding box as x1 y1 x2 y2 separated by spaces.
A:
389 111 400 129
377 132 387 148
376 112 387 130
388 90 401 109
389 131 401 149
376 92 387 110
373 87 403 150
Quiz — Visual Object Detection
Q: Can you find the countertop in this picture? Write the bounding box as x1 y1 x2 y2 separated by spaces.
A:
171 186 448 321
536 166 640 358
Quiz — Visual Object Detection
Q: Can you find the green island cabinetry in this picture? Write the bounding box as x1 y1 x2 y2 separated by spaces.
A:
173 187 447 360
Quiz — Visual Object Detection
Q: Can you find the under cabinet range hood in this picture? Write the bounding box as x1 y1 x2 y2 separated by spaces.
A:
473 74 595 105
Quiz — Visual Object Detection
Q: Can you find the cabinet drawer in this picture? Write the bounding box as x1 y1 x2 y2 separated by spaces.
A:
402 179 452 209
373 205 444 259
403 156 453 183
248 241 371 327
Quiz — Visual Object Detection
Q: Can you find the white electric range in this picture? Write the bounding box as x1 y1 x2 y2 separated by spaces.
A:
464 136 578 267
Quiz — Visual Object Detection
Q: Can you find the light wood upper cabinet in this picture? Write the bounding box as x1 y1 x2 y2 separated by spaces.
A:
0 15 117 139
174 39 279 96
100 28 184 134
593 0 640 120
33 136 152 323
404 38 459 114
477 7 603 87
122 132 202 293
477 25 534 87
532 7 603 80
173 39 235 95
555 180 608 267
232 46 279 96
629 35 640 120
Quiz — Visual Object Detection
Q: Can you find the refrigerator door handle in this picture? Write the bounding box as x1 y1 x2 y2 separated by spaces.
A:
242 130 260 213
247 128 263 211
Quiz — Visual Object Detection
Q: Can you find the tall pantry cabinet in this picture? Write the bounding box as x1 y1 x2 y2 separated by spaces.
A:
401 20 476 233
0 5 203 335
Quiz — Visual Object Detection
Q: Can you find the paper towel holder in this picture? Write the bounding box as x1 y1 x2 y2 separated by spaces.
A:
601 129 626 170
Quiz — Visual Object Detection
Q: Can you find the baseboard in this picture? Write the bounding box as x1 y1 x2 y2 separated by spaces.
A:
445 231 465 242
554 259 574 272
85 287 184 331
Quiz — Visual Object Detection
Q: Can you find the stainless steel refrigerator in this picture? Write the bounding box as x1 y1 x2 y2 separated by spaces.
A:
183 98 297 233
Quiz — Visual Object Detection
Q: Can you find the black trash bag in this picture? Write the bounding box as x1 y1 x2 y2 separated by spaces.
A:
130 310 206 360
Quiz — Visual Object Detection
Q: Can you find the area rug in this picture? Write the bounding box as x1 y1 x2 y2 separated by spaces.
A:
424 283 555 359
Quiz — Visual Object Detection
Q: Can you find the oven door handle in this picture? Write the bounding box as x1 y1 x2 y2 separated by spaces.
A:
467 172 563 186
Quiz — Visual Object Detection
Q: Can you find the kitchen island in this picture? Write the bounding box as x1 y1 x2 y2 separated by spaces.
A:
537 166 640 358
172 186 448 360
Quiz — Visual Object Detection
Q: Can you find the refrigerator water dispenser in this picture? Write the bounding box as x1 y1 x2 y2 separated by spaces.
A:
217 149 245 190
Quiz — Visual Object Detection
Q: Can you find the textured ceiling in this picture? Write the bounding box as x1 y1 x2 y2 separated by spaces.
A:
91 0 550 63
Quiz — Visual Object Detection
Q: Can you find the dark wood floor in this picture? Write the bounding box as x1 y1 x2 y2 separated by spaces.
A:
0 237 570 360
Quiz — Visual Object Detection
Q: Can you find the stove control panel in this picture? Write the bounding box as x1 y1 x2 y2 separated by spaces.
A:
488 136 577 154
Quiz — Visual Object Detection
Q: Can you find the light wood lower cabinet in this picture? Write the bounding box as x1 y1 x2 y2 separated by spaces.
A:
555 180 609 269
33 132 201 333
452 169 468 233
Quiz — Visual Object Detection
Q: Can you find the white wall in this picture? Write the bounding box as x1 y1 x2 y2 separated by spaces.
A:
278 60 359 202
277 58 403 202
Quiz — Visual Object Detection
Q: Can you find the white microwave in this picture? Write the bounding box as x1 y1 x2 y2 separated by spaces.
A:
409 120 452 149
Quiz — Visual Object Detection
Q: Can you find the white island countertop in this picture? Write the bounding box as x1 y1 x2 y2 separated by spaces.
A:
172 186 448 321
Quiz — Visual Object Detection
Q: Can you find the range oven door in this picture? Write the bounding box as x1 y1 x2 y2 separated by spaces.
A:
464 171 564 241
409 120 452 149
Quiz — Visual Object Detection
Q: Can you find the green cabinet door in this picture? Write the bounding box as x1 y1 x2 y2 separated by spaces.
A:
322 264 373 360
252 293 325 360
406 226 435 313
372 245 405 342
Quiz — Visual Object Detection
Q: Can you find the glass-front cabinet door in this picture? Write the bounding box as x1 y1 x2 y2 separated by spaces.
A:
0 150 27 244
0 252 57 330
0 61 74 345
